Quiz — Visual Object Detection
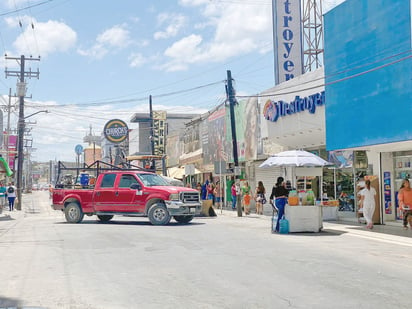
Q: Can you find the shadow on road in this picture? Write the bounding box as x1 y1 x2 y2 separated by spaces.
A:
0 296 22 308
0 215 15 222
282 229 347 237
54 220 206 227
345 226 412 238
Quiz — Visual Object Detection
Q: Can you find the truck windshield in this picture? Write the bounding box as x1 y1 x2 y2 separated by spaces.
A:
136 173 170 187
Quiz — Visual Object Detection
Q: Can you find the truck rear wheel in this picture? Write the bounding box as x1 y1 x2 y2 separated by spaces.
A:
148 203 171 225
97 215 113 222
65 202 84 223
174 215 194 224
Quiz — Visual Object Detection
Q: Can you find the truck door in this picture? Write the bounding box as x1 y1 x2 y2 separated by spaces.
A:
94 173 117 212
116 173 145 212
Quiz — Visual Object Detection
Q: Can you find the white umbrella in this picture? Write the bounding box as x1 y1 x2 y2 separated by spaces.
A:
260 150 333 206
259 150 332 168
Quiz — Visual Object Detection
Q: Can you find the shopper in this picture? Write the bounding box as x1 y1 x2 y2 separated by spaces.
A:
359 179 377 229
231 182 237 210
242 181 252 215
201 180 208 200
213 181 223 209
0 182 6 209
207 181 215 201
7 182 17 211
196 182 202 193
255 181 266 215
398 178 412 229
270 177 289 232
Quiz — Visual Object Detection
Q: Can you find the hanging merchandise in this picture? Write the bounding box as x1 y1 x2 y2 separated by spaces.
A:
288 190 299 206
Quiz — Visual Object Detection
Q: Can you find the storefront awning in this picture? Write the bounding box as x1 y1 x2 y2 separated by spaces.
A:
179 149 203 165
168 166 202 179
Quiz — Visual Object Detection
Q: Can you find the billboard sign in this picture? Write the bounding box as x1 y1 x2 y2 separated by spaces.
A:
273 0 304 84
104 119 128 144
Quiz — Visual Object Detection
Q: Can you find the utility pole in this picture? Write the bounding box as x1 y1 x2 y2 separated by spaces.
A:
226 70 242 217
5 55 40 211
149 95 155 170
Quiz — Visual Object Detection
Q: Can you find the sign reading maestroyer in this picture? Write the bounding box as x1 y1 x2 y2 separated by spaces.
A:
104 119 129 143
273 0 304 85
263 91 325 122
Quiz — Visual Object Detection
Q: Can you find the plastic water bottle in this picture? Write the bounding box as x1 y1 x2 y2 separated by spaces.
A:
272 214 277 233
279 215 289 234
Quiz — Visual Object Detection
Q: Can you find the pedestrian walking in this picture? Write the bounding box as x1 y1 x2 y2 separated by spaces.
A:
359 179 376 229
398 178 412 229
0 182 6 209
7 182 17 211
270 177 289 232
242 181 252 215
213 181 223 209
255 181 266 215
207 181 215 202
231 182 237 210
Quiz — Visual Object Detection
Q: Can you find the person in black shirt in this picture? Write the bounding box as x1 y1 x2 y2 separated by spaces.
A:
270 177 289 232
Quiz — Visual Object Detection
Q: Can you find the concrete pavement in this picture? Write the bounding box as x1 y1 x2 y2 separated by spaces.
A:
212 206 412 247
2 193 412 247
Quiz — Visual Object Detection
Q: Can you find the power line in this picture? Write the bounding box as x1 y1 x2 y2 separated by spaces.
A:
25 80 225 107
0 0 54 17
236 52 412 99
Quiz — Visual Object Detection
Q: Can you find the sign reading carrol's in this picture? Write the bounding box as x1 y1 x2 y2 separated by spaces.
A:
104 119 128 143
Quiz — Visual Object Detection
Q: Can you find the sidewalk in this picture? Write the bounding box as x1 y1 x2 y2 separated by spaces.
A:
213 207 412 246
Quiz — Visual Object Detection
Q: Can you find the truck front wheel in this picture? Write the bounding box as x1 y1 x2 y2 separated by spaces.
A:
65 202 84 223
174 215 194 224
148 203 171 225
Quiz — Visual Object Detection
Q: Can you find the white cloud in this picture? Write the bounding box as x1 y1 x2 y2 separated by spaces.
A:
323 0 347 13
22 99 206 162
128 53 146 68
12 19 77 57
4 15 32 28
78 24 132 59
96 25 131 48
178 0 210 6
161 0 271 71
160 0 346 72
154 13 186 40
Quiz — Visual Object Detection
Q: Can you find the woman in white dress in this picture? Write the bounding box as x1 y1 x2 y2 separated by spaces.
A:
360 179 376 229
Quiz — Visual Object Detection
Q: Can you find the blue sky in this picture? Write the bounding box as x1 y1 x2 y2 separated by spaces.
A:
0 0 345 162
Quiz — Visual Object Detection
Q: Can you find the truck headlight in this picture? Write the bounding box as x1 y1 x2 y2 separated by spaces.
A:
169 193 180 201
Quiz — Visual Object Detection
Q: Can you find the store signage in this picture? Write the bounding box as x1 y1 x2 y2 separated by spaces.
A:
104 119 129 143
383 171 392 215
263 91 325 122
273 0 304 84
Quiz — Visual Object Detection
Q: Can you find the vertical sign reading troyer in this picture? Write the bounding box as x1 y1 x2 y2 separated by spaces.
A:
272 0 304 85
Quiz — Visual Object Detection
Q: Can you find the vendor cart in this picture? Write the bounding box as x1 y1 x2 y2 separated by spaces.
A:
260 150 333 233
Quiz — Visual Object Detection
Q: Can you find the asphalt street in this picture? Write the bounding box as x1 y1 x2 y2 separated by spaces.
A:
1 191 412 309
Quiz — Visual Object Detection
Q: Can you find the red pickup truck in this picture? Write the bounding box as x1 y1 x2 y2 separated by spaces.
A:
52 170 201 225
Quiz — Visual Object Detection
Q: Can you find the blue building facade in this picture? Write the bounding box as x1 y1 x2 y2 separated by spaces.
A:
324 0 412 150
324 0 412 223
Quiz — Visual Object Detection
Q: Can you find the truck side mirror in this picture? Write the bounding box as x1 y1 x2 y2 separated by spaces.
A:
130 183 142 190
